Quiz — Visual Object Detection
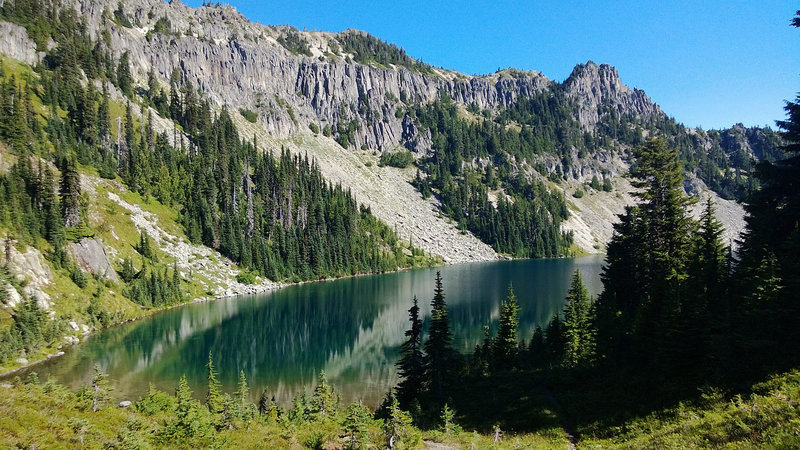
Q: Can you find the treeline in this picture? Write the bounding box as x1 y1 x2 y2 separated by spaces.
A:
410 98 572 257
337 30 434 74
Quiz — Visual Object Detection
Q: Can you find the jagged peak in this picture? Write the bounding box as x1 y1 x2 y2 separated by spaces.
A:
564 60 620 86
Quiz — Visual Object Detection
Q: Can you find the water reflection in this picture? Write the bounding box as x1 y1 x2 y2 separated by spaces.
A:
17 256 603 406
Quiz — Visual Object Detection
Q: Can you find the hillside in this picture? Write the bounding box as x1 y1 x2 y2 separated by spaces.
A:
0 0 783 377
1 0 779 259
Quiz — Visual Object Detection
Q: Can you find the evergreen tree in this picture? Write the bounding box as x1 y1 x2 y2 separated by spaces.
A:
311 370 335 418
562 270 595 368
735 15 800 367
396 295 424 410
594 138 695 370
205 352 223 416
492 284 520 371
59 155 81 228
90 364 111 412
117 51 133 97
423 272 453 403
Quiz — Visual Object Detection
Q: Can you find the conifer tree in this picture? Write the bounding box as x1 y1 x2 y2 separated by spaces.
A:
205 352 223 416
59 155 81 228
423 272 453 403
594 138 695 369
396 295 424 409
91 364 111 412
311 370 335 417
492 284 520 371
735 14 800 366
562 270 594 367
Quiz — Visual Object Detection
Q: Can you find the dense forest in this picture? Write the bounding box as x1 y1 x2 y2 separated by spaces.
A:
409 97 573 258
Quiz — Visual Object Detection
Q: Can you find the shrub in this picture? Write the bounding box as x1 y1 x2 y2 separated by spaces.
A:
573 189 584 198
236 272 256 285
239 108 258 123
379 150 414 168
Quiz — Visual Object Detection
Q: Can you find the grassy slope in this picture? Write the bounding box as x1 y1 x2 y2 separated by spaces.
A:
580 370 800 448
0 376 567 449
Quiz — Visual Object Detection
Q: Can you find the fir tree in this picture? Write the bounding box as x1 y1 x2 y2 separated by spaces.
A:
396 295 424 409
205 352 223 416
492 284 520 371
59 155 82 228
423 272 453 403
562 270 594 368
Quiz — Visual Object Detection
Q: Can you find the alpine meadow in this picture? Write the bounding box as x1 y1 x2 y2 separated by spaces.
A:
0 0 798 448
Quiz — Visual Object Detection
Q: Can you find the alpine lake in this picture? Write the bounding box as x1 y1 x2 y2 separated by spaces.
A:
14 256 604 407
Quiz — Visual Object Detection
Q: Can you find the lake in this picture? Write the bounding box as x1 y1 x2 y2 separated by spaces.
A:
17 256 604 407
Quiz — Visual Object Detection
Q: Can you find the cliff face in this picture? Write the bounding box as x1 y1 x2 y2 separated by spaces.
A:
563 62 662 131
64 0 652 155
0 0 758 258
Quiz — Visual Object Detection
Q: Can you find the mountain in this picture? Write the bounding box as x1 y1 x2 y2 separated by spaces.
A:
0 0 784 337
3 0 780 262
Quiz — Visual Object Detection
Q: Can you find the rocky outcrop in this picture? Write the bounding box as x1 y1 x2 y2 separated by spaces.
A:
0 21 42 66
68 238 119 283
3 242 53 309
61 0 563 154
563 62 662 131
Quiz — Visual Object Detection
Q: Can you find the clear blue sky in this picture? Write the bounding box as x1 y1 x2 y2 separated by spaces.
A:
181 0 799 130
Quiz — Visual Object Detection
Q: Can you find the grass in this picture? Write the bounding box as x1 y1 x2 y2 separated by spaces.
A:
0 375 570 449
582 370 800 448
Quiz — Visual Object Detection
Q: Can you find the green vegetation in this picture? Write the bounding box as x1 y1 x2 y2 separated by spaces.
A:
337 30 434 74
238 107 257 123
378 148 414 168
410 97 572 257
0 364 568 449
276 28 312 56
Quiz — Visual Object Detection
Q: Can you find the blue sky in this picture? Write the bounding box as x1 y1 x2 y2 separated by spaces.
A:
181 0 799 130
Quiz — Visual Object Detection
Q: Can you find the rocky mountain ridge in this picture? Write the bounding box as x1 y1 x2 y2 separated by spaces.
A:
64 0 660 155
0 0 777 259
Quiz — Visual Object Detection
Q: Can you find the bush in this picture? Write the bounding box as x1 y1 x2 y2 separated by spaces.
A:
573 189 584 198
236 272 256 285
70 264 89 288
308 123 319 134
379 150 414 168
239 108 258 123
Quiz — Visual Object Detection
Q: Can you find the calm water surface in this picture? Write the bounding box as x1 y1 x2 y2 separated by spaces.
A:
19 256 603 406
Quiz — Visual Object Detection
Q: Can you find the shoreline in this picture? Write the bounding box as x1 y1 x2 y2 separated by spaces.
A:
0 259 452 378
0 253 606 379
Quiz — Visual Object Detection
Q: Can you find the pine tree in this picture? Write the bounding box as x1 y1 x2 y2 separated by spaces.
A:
396 295 425 409
594 138 695 370
492 284 520 371
90 364 111 412
117 51 133 97
59 155 82 228
423 272 453 403
311 370 335 418
562 270 594 368
735 15 800 367
205 352 223 416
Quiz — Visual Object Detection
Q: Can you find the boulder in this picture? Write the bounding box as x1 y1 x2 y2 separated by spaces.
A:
68 238 120 283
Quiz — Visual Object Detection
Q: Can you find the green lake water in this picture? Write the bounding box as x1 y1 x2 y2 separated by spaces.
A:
18 256 604 406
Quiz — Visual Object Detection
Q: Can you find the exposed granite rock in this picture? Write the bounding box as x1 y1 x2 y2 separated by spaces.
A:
0 21 42 66
563 61 662 132
4 242 53 309
68 238 120 283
